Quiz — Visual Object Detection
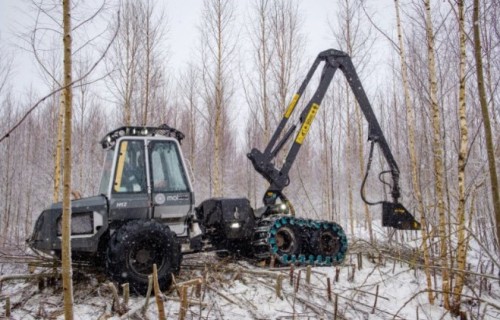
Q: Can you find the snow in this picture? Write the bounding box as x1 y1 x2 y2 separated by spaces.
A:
1 221 499 319
2 239 499 320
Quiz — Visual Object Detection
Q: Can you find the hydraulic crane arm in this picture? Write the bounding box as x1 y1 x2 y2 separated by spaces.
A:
247 49 421 230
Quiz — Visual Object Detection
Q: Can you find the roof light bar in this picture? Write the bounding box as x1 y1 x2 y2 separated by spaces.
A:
100 124 185 149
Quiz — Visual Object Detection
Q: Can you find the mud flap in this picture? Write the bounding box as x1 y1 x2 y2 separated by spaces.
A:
382 202 421 230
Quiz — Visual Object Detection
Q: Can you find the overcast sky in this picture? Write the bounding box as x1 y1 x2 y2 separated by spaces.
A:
0 0 394 97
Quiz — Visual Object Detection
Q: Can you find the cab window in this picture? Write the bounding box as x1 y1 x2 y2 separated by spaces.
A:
113 140 147 193
98 149 115 195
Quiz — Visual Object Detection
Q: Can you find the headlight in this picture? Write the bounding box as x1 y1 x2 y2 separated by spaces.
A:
230 222 241 229
57 212 94 236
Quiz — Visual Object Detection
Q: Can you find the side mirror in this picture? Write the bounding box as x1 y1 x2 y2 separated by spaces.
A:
382 202 421 230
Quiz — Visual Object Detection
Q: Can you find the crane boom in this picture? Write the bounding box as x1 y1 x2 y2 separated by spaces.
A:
248 49 421 230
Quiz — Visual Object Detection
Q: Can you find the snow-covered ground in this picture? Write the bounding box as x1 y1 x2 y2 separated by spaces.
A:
1 220 498 319
1 237 499 320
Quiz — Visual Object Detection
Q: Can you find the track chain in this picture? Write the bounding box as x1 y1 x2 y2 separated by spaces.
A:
251 215 348 266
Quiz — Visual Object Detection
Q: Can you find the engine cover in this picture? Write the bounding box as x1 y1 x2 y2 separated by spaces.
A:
195 198 255 249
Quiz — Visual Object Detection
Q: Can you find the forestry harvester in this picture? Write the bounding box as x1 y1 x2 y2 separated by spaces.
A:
28 49 420 294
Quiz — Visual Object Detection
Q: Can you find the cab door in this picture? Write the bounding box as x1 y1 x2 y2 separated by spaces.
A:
147 139 194 236
108 139 151 220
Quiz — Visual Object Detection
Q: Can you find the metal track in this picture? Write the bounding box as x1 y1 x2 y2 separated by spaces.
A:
251 215 348 266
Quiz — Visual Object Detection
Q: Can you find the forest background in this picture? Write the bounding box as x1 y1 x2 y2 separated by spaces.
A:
0 0 499 316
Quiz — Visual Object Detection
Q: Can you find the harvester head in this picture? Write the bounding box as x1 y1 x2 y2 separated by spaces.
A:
382 202 421 230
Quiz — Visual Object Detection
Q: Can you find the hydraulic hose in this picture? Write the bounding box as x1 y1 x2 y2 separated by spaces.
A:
360 140 384 206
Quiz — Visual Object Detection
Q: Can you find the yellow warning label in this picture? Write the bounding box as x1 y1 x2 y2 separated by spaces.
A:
284 94 300 119
114 141 128 192
295 103 319 144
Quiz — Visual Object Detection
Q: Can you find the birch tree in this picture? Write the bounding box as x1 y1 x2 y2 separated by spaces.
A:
423 0 450 309
178 64 202 194
268 0 303 121
61 1 74 318
139 0 167 126
245 0 273 143
107 0 141 125
241 0 274 207
199 0 236 197
330 0 374 237
0 97 14 246
394 0 434 305
451 0 469 313
473 0 500 255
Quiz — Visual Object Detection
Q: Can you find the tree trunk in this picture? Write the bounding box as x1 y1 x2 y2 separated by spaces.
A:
473 0 500 254
347 97 355 235
53 94 64 203
394 0 434 305
423 0 450 309
212 1 224 197
61 0 74 318
1 108 12 246
355 105 373 243
451 0 469 313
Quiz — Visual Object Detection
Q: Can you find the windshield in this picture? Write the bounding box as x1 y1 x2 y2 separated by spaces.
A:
149 141 189 193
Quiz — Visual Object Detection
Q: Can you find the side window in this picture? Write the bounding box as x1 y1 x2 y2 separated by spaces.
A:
149 141 189 193
98 150 115 195
113 140 147 193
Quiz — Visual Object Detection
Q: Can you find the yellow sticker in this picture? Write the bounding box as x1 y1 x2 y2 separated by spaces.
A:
295 103 319 144
284 94 300 119
114 141 128 192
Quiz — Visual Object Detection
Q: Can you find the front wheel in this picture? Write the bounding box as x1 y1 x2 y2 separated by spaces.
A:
275 226 301 255
106 220 181 294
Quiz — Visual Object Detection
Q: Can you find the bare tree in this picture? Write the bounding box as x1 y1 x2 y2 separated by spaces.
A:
139 0 167 125
107 0 141 125
0 96 15 246
199 0 237 197
393 0 434 305
240 0 274 207
246 0 273 143
423 0 450 309
451 0 470 314
268 0 304 120
61 1 75 318
0 40 12 96
329 0 375 238
178 64 203 193
474 0 500 255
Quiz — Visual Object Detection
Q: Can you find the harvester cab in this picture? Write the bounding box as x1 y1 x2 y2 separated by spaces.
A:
97 124 195 236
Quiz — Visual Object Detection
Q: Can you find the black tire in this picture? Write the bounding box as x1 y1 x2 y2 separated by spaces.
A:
106 220 181 295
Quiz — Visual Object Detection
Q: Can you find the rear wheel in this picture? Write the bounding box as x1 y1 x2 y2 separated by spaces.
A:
106 220 181 294
316 230 341 256
310 222 348 264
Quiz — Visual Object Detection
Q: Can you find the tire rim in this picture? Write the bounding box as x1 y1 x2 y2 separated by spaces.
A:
128 239 165 276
